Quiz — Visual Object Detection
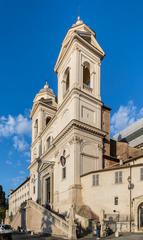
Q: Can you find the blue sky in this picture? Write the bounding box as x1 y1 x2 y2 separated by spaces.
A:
0 0 143 195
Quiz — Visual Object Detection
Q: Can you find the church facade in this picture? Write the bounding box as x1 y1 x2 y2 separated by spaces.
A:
8 18 143 235
29 17 109 213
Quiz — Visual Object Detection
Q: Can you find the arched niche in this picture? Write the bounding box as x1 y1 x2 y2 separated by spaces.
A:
34 119 38 139
83 62 90 89
63 67 70 97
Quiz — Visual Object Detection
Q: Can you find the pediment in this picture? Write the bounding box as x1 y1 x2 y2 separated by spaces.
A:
55 22 105 72
39 161 54 173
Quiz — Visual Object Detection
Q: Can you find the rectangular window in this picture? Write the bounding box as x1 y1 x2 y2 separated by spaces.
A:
115 171 122 184
140 168 143 181
114 197 118 205
93 174 99 186
62 167 66 179
33 186 35 194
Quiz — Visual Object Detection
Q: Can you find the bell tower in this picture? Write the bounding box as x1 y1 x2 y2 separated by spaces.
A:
55 17 105 105
30 82 57 161
54 18 107 182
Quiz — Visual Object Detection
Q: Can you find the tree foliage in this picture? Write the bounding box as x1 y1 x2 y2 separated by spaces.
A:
0 185 6 223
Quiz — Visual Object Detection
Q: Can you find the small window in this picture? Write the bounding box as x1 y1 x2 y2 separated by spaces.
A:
115 171 122 184
62 167 66 179
33 186 35 194
140 168 143 181
93 174 99 186
46 117 51 126
114 197 118 205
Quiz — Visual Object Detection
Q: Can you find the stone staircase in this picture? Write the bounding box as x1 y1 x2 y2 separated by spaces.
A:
11 208 21 230
10 200 77 240
27 200 69 238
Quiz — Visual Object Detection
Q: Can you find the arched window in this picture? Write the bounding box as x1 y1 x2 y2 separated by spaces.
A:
47 136 52 150
46 117 51 126
63 68 70 96
83 62 90 88
66 69 70 91
34 119 38 138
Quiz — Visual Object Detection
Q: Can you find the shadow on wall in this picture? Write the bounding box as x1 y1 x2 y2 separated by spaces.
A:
41 208 52 235
21 202 27 231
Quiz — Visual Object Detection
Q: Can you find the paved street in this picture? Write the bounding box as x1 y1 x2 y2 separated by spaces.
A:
105 233 143 240
0 232 142 240
81 232 143 240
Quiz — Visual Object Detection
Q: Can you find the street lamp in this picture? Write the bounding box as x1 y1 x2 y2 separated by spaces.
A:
127 174 134 232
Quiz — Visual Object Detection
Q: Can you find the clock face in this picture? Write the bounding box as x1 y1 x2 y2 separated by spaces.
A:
60 155 66 167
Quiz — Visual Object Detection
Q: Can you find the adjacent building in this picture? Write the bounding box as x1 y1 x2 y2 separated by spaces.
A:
114 118 143 148
8 178 30 216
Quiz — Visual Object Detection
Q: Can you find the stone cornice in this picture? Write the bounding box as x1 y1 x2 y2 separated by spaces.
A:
81 163 143 178
55 33 105 72
30 100 57 118
28 157 40 170
31 87 103 148
39 161 55 173
57 87 103 113
38 119 107 159
53 119 106 146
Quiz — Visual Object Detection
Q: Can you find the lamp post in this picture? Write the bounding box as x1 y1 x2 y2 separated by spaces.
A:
127 171 133 232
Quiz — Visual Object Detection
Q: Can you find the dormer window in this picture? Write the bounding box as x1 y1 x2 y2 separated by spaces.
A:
83 62 91 89
46 117 51 126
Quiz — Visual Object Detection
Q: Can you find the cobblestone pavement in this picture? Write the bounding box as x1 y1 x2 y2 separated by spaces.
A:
80 232 143 240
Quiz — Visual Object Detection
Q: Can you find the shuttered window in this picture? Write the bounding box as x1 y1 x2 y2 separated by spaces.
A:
115 171 122 184
93 174 99 186
140 168 143 181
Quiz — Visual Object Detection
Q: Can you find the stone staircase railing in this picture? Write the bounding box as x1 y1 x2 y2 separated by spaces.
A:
11 209 21 229
28 200 69 236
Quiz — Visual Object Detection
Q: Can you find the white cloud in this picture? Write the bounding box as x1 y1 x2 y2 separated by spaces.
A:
0 114 31 138
0 113 31 153
16 114 31 135
13 136 29 152
111 101 143 136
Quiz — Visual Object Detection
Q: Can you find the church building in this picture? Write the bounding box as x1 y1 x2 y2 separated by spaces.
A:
8 18 143 237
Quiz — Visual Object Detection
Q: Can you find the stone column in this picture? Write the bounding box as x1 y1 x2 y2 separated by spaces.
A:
96 62 101 100
37 160 41 204
68 204 77 240
69 136 82 206
100 209 105 237
50 171 54 208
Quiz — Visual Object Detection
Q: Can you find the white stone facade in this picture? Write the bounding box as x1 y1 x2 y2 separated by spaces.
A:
9 177 30 216
8 18 143 234
29 17 105 214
